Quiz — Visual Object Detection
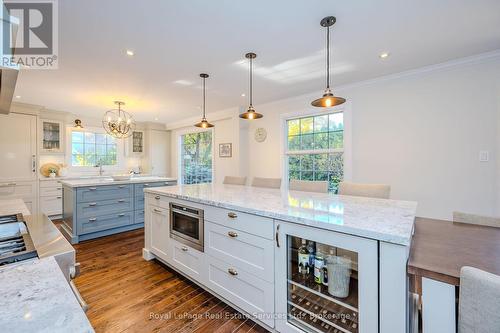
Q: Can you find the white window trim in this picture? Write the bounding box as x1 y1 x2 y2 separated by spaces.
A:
176 127 215 185
65 125 125 173
279 102 352 190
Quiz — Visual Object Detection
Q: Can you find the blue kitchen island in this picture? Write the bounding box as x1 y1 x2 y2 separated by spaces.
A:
60 176 176 244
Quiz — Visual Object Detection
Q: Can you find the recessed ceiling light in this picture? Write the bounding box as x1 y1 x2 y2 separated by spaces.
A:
379 52 390 59
241 93 246 97
154 117 159 121
15 95 21 99
126 50 134 56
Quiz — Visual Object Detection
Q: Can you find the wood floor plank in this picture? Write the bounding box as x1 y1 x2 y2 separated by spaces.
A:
71 228 270 333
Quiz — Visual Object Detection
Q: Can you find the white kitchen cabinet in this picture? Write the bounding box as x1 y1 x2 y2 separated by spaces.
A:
274 221 378 333
170 238 204 282
145 129 169 176
40 119 64 154
0 113 38 213
39 180 63 217
148 204 170 262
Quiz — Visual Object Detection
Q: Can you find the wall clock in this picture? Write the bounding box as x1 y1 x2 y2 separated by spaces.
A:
254 128 267 143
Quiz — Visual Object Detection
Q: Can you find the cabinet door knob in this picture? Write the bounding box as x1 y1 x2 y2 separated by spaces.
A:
89 203 97 207
228 231 238 238
227 212 237 219
181 246 188 252
89 218 97 222
155 196 161 200
227 268 238 276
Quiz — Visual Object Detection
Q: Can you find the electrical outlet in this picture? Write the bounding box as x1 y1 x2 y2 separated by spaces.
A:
479 151 489 162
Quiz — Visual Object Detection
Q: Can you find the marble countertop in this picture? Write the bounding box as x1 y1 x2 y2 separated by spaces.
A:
0 199 31 216
60 176 177 188
145 183 417 246
0 257 93 333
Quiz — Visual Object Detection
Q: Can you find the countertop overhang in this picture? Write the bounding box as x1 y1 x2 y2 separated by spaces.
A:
145 183 417 246
59 176 177 188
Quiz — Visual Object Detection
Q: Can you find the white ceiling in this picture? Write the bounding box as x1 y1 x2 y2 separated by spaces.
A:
14 0 500 123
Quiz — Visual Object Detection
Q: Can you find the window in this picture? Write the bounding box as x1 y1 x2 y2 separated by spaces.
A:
286 112 344 192
180 131 212 185
71 130 117 167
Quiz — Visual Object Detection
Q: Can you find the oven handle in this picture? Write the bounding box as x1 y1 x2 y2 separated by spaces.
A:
171 208 202 219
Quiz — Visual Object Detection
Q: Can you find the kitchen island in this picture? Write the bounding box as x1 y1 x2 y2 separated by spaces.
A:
143 183 417 333
60 176 176 244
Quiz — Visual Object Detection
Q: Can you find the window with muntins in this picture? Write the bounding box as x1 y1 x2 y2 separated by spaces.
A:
181 131 213 185
71 130 117 167
286 112 344 192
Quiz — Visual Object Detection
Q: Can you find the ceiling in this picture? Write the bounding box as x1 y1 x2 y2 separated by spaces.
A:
14 0 500 123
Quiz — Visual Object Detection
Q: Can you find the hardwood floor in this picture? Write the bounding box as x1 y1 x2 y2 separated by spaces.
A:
73 229 269 333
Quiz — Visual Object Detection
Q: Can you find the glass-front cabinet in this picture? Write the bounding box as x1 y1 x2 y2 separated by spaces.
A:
40 119 64 153
275 222 378 333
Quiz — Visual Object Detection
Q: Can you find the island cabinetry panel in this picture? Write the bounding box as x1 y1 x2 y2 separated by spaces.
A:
148 204 170 262
77 197 133 218
205 254 275 328
134 181 174 225
77 184 133 202
203 205 274 240
275 221 378 333
205 221 274 283
78 211 133 235
170 238 204 282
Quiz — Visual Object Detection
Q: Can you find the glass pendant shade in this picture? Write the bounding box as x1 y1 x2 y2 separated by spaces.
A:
239 52 263 120
102 101 136 139
311 16 346 108
195 73 214 128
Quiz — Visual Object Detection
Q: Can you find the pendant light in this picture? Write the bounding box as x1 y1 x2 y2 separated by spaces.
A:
239 52 263 120
74 119 83 129
311 16 346 108
102 101 136 138
194 73 214 128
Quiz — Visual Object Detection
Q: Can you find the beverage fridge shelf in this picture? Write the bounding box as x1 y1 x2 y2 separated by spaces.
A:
288 283 358 333
290 269 358 311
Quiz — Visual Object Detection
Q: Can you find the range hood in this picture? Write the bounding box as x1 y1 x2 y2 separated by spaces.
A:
0 8 19 114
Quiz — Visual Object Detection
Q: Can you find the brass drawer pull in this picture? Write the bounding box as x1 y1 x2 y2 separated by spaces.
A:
181 246 188 252
153 208 162 213
228 231 238 238
89 218 97 222
89 187 97 191
118 199 125 203
228 268 238 276
154 196 161 200
89 203 97 207
0 182 16 187
117 213 125 217
56 196 62 199
227 212 237 219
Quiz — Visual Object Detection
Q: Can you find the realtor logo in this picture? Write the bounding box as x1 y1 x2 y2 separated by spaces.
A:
2 0 58 69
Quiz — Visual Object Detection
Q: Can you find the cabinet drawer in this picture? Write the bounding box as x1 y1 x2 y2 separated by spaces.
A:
205 222 274 282
76 184 133 202
135 209 145 224
40 187 62 197
171 239 204 283
77 197 133 218
39 180 61 188
77 211 133 235
0 181 35 198
206 255 274 328
145 193 171 210
204 205 274 240
40 195 62 216
135 196 145 211
135 181 174 196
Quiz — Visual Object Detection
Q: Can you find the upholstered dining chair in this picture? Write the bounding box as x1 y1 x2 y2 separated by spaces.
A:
337 182 391 199
223 176 247 185
251 177 281 189
458 266 500 333
289 180 328 193
453 211 500 228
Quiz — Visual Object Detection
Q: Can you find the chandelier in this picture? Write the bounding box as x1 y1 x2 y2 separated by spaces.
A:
102 101 136 138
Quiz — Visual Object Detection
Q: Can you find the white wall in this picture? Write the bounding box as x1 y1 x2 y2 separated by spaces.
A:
242 55 500 220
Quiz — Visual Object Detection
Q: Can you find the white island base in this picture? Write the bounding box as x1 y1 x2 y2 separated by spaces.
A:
143 184 416 333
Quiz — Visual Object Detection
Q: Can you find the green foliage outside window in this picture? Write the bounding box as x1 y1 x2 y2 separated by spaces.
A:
181 131 212 185
71 131 117 166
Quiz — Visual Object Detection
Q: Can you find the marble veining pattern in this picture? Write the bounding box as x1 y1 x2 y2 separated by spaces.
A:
0 257 93 333
145 183 417 245
59 176 177 188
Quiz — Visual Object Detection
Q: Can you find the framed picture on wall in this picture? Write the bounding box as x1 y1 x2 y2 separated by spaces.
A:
219 143 232 158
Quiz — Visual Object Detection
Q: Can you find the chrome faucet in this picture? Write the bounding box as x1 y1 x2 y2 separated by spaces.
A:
95 161 104 176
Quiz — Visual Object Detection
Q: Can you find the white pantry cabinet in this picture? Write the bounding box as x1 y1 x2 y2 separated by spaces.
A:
39 179 63 218
148 204 170 262
274 221 378 333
